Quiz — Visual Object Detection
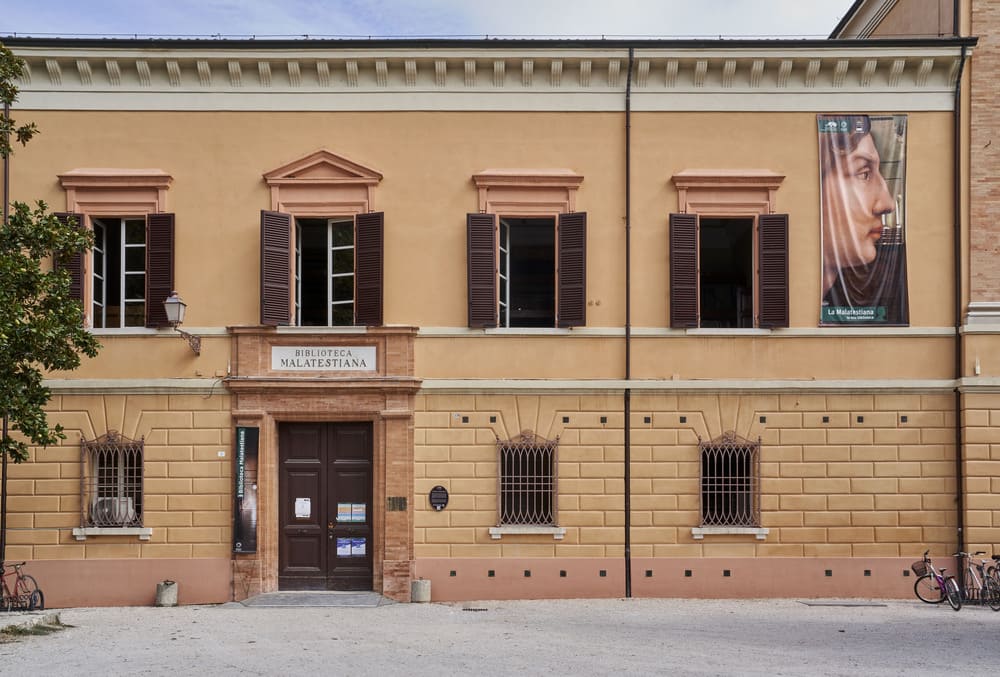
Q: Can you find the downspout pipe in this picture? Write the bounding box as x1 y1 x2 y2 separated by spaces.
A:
623 46 634 599
952 43 968 584
2 101 10 564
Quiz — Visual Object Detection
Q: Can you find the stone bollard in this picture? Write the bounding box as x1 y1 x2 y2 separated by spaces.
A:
155 580 178 607
411 578 431 603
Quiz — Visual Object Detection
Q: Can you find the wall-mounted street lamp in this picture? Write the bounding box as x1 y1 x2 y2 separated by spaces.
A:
163 291 201 355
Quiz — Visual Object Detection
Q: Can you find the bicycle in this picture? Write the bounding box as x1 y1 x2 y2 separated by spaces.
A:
0 562 44 612
912 550 962 610
957 551 1000 610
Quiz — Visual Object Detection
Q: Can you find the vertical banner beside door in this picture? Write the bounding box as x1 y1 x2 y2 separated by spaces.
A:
233 426 259 553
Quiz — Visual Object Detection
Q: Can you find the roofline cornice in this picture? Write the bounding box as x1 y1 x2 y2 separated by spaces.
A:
0 35 979 52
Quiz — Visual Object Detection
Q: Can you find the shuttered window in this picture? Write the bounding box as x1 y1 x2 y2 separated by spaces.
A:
263 210 384 327
145 213 175 328
467 213 498 328
260 210 292 326
669 213 789 329
669 213 699 328
355 212 384 327
557 212 587 328
758 214 789 329
468 212 587 329
54 212 85 304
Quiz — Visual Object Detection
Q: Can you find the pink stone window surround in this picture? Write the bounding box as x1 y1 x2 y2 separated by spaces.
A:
57 168 173 329
264 148 383 217
472 168 583 217
670 169 784 217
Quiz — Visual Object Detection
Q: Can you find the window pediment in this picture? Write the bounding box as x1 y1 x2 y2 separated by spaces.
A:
264 149 383 185
263 149 382 215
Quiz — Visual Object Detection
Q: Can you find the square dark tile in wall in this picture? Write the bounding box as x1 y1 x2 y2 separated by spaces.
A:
563 416 570 424
759 416 766 423
680 416 687 423
600 416 607 424
462 416 469 423
901 415 908 423
644 416 651 424
490 415 496 423
822 416 830 423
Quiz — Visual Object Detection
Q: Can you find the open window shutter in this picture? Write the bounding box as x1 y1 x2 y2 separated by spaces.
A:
260 210 292 326
669 213 698 328
557 212 587 328
54 212 85 304
758 213 789 329
467 213 498 328
145 213 175 328
354 212 384 326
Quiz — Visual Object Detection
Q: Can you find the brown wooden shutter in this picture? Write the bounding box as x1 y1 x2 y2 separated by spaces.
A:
145 213 175 328
354 212 383 326
260 210 292 326
557 212 587 328
467 213 497 328
54 212 85 303
669 213 698 328
758 213 789 329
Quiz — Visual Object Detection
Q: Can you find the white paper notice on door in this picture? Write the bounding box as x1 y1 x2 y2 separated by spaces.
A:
294 497 311 519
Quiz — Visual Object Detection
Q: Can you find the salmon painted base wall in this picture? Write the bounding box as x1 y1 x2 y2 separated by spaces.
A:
415 558 923 601
24 558 231 608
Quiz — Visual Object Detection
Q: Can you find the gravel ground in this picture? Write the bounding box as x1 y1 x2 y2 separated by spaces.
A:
1 598 998 676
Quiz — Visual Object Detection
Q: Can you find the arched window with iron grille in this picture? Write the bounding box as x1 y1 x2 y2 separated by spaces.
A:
496 431 558 527
80 431 144 528
698 431 760 527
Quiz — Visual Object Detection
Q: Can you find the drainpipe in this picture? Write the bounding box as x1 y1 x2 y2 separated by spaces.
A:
952 43 968 585
623 46 634 598
1 101 9 564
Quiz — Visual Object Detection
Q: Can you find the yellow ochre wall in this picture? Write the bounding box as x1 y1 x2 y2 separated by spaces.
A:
3 102 967 604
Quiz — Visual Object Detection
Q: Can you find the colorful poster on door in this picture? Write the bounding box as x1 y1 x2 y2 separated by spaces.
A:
351 503 366 523
818 114 908 325
337 503 353 522
351 538 366 556
336 538 351 557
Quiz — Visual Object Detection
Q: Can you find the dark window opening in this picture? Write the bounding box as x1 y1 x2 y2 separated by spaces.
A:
699 217 753 328
296 217 354 327
500 217 555 328
91 217 146 329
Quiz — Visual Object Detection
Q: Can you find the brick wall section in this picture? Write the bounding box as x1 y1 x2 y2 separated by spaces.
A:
962 392 1000 551
415 392 957 558
971 1 1000 301
5 392 232 561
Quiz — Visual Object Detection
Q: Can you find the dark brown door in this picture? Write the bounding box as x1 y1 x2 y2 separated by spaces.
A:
278 422 373 591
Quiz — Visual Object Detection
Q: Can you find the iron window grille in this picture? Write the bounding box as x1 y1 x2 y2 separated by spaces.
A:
81 431 144 528
699 431 760 527
497 431 558 526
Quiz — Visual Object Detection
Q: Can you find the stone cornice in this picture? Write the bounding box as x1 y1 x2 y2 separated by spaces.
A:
10 42 971 112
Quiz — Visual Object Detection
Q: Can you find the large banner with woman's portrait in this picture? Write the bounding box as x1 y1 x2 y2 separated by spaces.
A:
818 114 908 325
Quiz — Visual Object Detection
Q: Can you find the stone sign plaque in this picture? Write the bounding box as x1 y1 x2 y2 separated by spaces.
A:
271 346 376 372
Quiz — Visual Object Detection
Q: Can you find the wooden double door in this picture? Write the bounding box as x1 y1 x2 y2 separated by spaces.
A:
278 422 373 590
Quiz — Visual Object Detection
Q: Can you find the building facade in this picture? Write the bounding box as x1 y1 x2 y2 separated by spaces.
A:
1 6 991 605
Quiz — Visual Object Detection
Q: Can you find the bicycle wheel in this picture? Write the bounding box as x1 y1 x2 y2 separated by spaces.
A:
945 576 962 610
16 575 43 611
914 575 945 604
984 576 1000 612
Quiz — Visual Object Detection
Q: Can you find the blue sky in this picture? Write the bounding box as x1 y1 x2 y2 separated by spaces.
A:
1 0 858 39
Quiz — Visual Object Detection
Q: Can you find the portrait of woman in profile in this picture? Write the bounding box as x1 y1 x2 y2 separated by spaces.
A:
818 114 909 325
